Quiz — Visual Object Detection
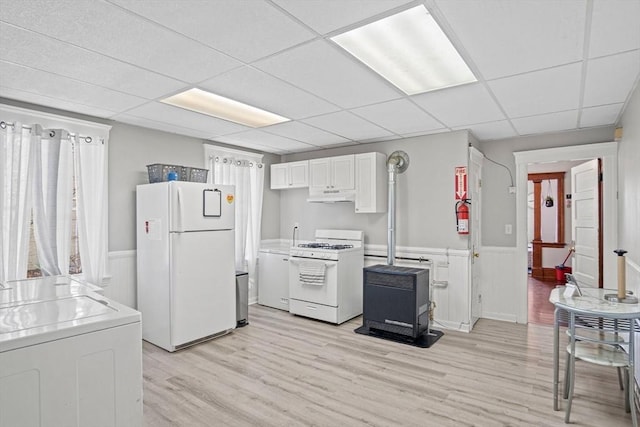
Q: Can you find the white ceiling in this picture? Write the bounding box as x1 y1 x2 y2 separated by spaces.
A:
1 0 639 155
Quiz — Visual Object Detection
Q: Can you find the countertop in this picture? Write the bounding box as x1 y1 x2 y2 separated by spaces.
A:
259 240 291 255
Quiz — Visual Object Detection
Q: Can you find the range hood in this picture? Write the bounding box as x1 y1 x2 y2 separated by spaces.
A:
307 190 355 203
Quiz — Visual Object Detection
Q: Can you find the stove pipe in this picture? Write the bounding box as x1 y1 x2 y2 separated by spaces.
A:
386 151 409 265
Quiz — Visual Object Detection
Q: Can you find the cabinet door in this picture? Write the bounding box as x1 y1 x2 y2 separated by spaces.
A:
332 155 355 190
288 161 308 188
309 158 331 191
270 163 289 189
355 153 375 212
355 152 386 213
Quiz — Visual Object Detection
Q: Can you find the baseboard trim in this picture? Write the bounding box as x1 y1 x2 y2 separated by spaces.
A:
482 312 518 323
433 319 471 333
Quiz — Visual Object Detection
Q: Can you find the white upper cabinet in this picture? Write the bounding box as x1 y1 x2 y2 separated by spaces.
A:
309 154 355 192
270 160 309 189
355 152 387 213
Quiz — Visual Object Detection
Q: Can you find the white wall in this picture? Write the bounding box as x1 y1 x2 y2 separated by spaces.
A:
479 126 615 247
108 123 282 251
280 131 470 250
618 84 640 297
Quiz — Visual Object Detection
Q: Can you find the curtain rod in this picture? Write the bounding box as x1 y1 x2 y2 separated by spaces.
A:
0 120 103 144
211 155 263 168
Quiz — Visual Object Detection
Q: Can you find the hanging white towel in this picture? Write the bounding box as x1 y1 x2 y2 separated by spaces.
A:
299 261 326 286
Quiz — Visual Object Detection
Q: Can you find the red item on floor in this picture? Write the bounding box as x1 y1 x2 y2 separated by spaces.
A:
556 265 572 283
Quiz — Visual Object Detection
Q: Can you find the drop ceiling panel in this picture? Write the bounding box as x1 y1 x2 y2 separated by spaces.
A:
109 0 316 63
114 114 214 140
359 135 401 144
0 23 186 100
412 83 505 127
120 102 249 136
0 0 241 83
0 87 118 119
272 0 413 34
512 110 578 135
434 0 586 79
453 120 517 141
0 61 146 112
488 63 582 118
0 1 638 155
580 103 624 128
582 50 640 107
255 40 402 109
199 66 339 120
263 121 349 146
301 111 394 141
211 135 286 154
589 0 640 58
350 99 444 134
215 130 315 152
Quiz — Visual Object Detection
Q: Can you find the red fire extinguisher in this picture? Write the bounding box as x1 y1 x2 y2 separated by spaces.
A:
455 199 470 235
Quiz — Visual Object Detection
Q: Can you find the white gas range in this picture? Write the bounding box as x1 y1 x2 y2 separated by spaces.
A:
288 229 364 324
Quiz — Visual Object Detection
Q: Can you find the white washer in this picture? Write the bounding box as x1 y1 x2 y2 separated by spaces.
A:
0 275 104 306
0 283 142 427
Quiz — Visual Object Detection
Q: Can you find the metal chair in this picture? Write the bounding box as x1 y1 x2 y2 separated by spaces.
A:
563 311 636 425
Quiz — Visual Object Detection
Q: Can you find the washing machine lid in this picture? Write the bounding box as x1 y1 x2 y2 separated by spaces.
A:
0 275 103 307
0 294 140 352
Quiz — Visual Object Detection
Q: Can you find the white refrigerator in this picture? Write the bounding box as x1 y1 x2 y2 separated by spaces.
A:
136 181 235 352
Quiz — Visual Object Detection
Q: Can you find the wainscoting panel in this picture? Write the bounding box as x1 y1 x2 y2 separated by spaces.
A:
105 250 137 309
365 244 471 333
479 246 519 323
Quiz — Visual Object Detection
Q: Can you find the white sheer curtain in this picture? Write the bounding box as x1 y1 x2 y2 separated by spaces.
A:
0 122 33 282
74 135 107 286
245 163 264 290
208 149 264 289
31 128 73 276
0 113 108 285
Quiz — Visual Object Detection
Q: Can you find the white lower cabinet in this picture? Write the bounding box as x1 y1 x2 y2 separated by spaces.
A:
258 250 290 310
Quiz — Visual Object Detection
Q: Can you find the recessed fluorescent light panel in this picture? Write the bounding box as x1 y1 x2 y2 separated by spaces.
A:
161 88 290 128
331 5 477 95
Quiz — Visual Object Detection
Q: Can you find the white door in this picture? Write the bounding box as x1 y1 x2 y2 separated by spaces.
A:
170 230 235 347
571 159 600 287
469 148 483 326
169 182 234 232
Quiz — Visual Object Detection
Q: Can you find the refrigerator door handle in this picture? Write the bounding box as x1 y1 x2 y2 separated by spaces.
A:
176 186 184 232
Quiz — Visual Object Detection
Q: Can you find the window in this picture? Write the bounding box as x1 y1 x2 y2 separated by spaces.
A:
204 144 264 290
1 104 110 284
27 175 81 277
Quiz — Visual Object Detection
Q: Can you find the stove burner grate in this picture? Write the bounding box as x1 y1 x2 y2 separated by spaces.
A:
298 243 354 250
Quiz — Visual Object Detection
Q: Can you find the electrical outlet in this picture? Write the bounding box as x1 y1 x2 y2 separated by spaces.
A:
508 186 516 194
505 224 513 235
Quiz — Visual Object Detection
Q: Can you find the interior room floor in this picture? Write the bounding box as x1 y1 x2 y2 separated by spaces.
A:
142 304 633 427
528 275 558 326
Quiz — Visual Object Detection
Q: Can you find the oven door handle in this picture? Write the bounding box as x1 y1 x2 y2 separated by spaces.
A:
289 258 337 267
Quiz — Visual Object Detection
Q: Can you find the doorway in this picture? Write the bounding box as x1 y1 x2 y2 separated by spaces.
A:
514 142 618 324
526 162 584 325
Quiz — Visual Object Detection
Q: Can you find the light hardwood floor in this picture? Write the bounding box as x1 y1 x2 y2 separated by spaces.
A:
143 304 634 426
